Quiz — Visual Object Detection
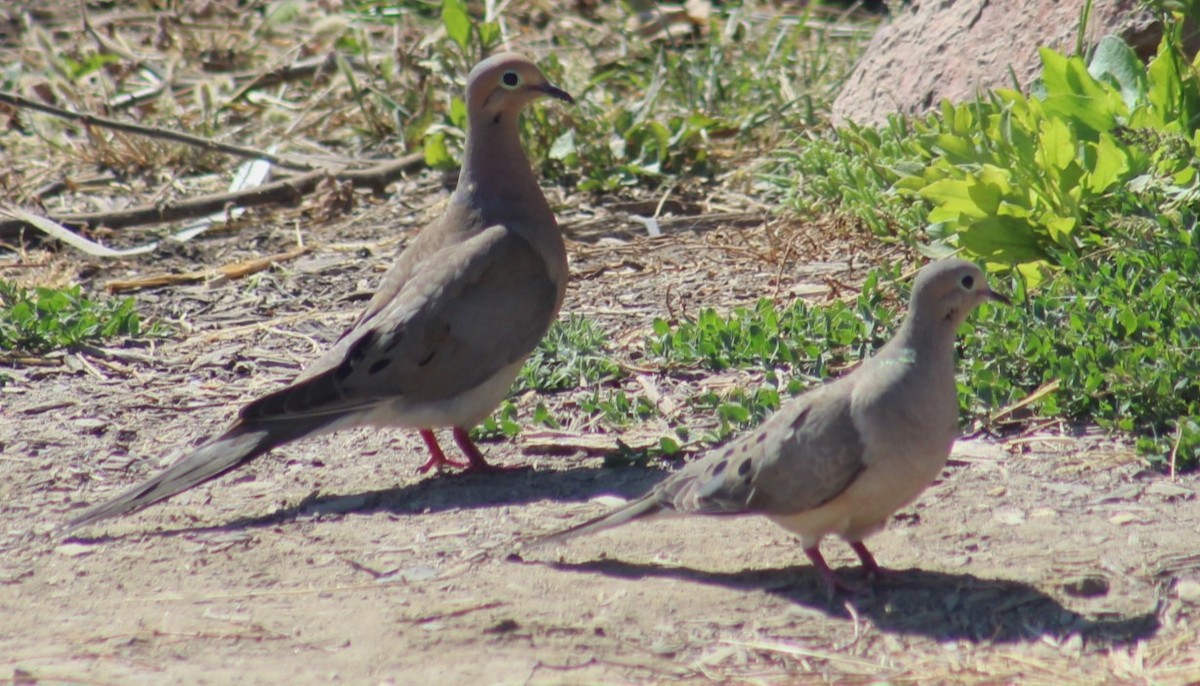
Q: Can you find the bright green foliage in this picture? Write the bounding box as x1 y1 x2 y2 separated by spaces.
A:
691 382 794 443
774 17 1200 284
516 315 622 393
893 27 1199 280
0 280 159 354
475 399 521 440
961 220 1200 469
647 270 897 375
580 388 658 427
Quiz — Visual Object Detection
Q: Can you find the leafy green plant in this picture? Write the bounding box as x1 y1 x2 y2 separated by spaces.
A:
772 13 1200 284
515 315 622 393
647 269 897 374
0 281 163 354
898 30 1198 279
958 218 1200 469
474 399 521 441
579 388 658 427
691 381 790 443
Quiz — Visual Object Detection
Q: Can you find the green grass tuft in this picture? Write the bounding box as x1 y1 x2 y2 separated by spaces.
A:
0 280 165 355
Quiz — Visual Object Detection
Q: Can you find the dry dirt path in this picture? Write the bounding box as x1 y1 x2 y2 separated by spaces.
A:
3 205 1199 684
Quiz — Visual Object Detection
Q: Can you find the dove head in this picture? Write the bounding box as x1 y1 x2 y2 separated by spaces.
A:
909 258 1009 331
466 52 574 125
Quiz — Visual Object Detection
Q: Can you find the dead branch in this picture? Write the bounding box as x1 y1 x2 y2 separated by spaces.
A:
0 90 318 171
0 153 423 236
105 244 314 293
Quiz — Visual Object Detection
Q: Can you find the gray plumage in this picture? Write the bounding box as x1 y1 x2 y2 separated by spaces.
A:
540 258 1008 593
65 53 574 532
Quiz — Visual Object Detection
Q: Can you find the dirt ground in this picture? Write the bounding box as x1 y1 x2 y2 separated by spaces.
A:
3 188 1200 685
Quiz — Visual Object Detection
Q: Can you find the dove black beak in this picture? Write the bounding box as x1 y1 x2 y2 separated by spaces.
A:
984 289 1011 306
537 83 575 104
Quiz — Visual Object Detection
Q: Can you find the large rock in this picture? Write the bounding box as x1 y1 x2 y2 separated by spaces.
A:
831 0 1161 127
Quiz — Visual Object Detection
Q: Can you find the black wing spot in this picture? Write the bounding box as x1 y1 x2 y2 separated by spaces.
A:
334 360 353 382
368 358 392 374
349 330 378 361
791 406 812 430
737 459 752 476
711 459 728 476
418 350 436 367
755 433 767 444
383 332 405 352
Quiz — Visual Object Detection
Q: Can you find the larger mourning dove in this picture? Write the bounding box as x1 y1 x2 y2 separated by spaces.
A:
65 53 574 532
539 259 1008 594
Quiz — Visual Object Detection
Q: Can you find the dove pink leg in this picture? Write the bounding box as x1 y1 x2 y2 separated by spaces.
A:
451 427 507 473
850 541 883 576
804 546 854 596
416 429 468 473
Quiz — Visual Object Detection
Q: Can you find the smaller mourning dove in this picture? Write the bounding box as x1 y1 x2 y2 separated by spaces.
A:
537 259 1008 594
65 53 573 532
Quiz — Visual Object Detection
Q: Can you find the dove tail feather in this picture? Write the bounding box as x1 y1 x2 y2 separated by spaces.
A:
63 418 330 533
536 495 665 544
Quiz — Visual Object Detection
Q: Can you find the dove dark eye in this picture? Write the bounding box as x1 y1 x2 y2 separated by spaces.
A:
501 71 520 87
961 274 975 289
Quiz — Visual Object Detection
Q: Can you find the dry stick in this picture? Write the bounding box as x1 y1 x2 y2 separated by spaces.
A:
0 90 315 171
226 53 382 104
0 153 423 235
105 244 314 293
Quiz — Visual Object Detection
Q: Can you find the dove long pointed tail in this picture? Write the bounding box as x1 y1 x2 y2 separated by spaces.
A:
535 495 665 545
63 418 330 533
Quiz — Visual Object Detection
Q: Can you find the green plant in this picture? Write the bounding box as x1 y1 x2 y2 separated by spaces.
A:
514 315 622 393
0 280 164 354
474 399 521 441
691 381 792 443
771 13 1200 283
897 29 1199 279
579 388 658 427
958 218 1200 469
647 269 897 374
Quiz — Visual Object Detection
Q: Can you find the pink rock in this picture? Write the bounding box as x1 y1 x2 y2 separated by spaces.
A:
832 0 1162 127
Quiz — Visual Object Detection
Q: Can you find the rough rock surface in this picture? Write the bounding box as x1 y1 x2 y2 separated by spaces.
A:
832 0 1160 127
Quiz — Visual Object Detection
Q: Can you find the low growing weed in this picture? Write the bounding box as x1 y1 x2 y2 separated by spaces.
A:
0 280 163 355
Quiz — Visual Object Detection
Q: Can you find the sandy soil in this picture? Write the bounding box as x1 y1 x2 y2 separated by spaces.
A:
3 196 1199 685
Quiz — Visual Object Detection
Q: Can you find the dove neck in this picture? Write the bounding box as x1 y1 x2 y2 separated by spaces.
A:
884 309 958 372
458 111 541 212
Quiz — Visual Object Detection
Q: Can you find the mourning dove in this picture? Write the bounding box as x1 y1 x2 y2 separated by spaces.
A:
65 53 574 532
538 258 1008 594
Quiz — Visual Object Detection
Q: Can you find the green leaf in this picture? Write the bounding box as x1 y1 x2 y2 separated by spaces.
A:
548 129 576 161
449 96 467 129
1037 116 1075 171
958 215 1047 262
1085 132 1130 193
1088 35 1148 111
476 21 501 50
423 131 454 170
441 0 471 51
920 179 988 220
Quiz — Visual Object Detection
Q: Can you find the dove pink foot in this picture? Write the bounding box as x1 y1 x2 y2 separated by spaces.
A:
416 429 469 473
851 541 900 582
452 427 519 473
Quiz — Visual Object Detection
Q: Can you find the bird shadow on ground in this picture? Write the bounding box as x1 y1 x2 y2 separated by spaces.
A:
67 463 669 540
539 558 1161 647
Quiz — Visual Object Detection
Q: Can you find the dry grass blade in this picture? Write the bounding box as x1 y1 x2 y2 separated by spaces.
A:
104 245 313 293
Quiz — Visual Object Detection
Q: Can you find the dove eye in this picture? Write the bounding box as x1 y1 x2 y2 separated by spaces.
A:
500 71 521 89
960 274 975 290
